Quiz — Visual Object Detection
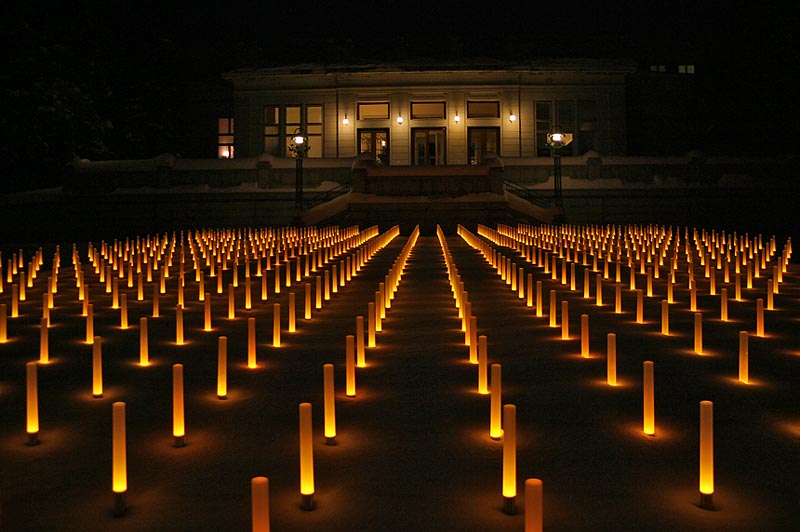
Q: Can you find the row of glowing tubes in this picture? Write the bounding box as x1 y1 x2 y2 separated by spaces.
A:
459 223 792 514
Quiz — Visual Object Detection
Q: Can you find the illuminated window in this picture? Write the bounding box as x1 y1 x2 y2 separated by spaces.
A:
650 65 667 73
535 101 552 156
357 102 390 120
535 100 578 156
577 100 596 154
218 118 234 158
264 104 324 157
467 101 500 118
411 102 446 119
678 65 695 74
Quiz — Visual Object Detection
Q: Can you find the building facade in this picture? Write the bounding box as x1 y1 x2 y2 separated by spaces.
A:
222 59 636 166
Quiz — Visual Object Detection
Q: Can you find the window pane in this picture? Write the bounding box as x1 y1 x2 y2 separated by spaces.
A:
535 101 551 121
556 101 575 132
218 118 230 134
307 124 322 135
219 135 233 144
264 126 279 136
411 102 445 119
358 102 389 120
286 106 301 124
467 101 500 118
264 106 279 125
307 105 322 123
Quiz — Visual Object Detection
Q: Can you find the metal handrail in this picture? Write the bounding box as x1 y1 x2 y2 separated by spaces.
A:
303 182 351 209
503 178 552 208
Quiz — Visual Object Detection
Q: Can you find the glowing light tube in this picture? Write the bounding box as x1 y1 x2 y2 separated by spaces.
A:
26 361 39 445
272 303 281 347
39 317 49 363
636 289 643 324
756 298 764 337
615 283 622 313
176 305 184 345
661 300 669 335
502 404 517 514
548 290 557 327
315 276 322 310
368 302 376 347
299 402 315 510
561 300 569 339
323 364 336 444
204 295 212 331
694 313 703 354
738 331 749 384
374 291 382 332
120 293 128 329
93 337 103 398
478 335 488 394
305 283 311 319
345 335 356 397
535 281 543 317
607 333 617 386
251 476 270 532
248 317 257 368
112 401 127 516
356 316 365 367
469 316 478 363
218 336 228 399
580 314 589 358
490 364 503 440
288 292 296 333
699 400 714 509
139 317 149 366
0 303 7 343
643 361 655 436
524 478 543 532
173 364 185 447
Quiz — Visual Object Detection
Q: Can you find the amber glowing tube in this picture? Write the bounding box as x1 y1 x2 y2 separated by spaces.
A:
323 364 336 444
248 317 257 368
176 305 184 345
535 281 543 317
502 403 517 514
615 283 622 313
272 303 281 347
699 400 714 509
120 293 128 329
596 274 603 306
216 336 228 399
93 337 103 398
643 361 655 436
86 303 94 343
42 292 49 327
469 316 478 364
549 290 557 327
0 303 7 343
368 302 376 347
526 273 533 307
26 361 39 445
227 284 236 319
490 364 503 440
39 317 49 363
580 314 589 358
560 300 569 339
251 476 270 532
304 283 311 319
112 401 127 516
478 335 488 394
274 263 281 294
345 335 356 397
139 317 149 366
661 299 669 335
356 316 365 367
607 333 617 386
11 284 18 318
738 331 749 384
524 478 543 532
694 313 703 355
374 291 382 332
173 364 185 447
755 297 765 337
720 288 728 321
299 402 315 510
636 289 644 324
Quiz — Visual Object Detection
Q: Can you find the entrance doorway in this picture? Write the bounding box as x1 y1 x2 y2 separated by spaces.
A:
358 128 390 165
468 127 500 165
412 128 446 166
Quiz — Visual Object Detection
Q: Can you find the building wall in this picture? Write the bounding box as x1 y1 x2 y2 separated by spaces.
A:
225 63 633 163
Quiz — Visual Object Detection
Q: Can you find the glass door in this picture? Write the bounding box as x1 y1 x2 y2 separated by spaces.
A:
412 128 446 166
358 128 390 165
468 127 500 164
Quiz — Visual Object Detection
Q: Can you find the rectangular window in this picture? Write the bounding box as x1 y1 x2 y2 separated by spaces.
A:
358 102 390 120
577 100 595 154
467 101 500 118
264 104 324 157
411 101 446 119
264 106 280 156
535 100 552 157
218 117 234 158
678 65 695 74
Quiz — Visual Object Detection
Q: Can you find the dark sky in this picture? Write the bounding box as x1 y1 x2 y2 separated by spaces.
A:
4 1 797 156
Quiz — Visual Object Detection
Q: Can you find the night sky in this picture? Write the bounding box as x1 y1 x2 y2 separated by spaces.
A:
2 1 796 188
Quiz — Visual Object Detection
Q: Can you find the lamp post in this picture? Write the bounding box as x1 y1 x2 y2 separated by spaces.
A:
292 128 309 215
546 130 566 208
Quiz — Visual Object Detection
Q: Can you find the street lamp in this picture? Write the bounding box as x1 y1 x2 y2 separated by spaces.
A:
546 129 567 208
291 128 309 214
